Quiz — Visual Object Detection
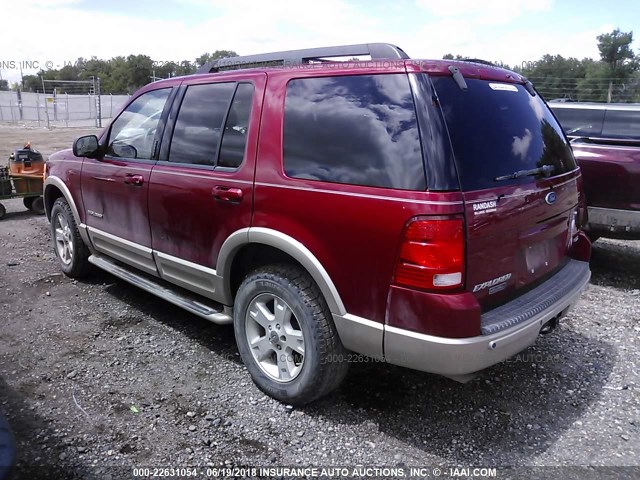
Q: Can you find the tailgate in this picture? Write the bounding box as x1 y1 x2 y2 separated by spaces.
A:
463 174 579 308
429 74 582 310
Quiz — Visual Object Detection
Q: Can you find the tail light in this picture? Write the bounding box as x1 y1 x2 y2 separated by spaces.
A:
394 217 464 291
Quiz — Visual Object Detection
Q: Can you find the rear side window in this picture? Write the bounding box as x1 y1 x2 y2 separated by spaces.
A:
550 106 605 137
283 74 426 191
218 83 255 168
432 77 577 191
601 109 640 140
169 82 236 166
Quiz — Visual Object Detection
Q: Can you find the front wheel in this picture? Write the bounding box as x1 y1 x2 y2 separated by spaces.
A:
50 197 91 278
234 264 349 405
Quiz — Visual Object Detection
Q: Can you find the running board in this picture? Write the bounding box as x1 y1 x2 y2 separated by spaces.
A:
88 254 233 325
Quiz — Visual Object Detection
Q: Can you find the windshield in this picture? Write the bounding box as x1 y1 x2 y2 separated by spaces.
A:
431 76 577 191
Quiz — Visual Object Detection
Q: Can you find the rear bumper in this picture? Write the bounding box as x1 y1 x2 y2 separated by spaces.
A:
384 259 591 377
587 206 640 237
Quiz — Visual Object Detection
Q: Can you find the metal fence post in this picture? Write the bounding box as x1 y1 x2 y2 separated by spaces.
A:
65 93 69 127
53 88 58 122
36 92 41 127
96 77 102 128
44 91 50 129
16 89 23 120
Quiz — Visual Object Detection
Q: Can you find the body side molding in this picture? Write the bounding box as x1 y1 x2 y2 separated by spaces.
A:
87 226 158 276
154 250 224 301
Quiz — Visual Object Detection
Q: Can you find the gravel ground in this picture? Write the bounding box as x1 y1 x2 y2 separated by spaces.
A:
0 126 639 479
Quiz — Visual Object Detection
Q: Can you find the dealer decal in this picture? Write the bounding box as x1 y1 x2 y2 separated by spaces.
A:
472 200 497 215
473 273 512 293
489 83 518 92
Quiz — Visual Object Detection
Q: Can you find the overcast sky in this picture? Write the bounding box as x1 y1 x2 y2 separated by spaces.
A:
1 0 639 84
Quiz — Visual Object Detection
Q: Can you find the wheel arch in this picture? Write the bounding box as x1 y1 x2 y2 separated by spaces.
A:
218 227 346 316
44 176 90 246
44 176 78 222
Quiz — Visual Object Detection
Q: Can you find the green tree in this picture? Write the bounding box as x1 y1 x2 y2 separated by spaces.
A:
126 54 154 92
0 79 8 91
596 28 638 101
196 50 238 67
518 55 587 101
575 60 610 102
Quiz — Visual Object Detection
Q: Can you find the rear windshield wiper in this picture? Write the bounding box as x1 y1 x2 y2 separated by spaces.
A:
494 165 555 182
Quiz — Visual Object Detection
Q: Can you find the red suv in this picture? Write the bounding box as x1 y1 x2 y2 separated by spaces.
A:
44 43 592 405
549 102 640 240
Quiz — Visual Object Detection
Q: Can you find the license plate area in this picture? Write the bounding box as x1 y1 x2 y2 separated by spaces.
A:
524 239 557 278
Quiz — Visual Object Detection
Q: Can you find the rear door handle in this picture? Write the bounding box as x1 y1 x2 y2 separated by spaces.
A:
124 173 144 186
213 185 243 203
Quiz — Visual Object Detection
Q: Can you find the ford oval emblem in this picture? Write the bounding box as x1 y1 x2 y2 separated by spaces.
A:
545 191 557 205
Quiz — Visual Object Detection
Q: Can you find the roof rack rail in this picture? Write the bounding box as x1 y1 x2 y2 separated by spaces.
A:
461 58 497 67
196 43 409 74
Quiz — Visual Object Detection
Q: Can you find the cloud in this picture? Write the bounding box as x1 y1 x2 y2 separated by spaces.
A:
512 128 532 161
415 0 555 25
0 0 389 85
398 19 606 67
0 0 629 87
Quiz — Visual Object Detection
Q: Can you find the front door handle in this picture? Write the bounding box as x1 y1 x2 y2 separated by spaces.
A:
124 173 144 186
213 185 243 203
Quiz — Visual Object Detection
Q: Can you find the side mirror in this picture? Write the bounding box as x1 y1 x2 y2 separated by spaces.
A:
110 143 138 159
73 135 101 158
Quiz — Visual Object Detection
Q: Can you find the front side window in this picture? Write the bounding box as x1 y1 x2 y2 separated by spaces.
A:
107 88 171 160
169 82 236 166
283 74 426 190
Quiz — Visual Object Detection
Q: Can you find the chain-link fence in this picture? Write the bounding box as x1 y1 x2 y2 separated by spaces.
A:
529 77 640 103
0 89 129 128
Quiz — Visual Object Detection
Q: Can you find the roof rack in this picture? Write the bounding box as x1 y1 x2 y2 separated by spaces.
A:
461 58 497 67
196 43 409 74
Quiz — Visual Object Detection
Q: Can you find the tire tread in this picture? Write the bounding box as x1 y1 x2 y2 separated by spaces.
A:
51 197 91 278
236 263 349 405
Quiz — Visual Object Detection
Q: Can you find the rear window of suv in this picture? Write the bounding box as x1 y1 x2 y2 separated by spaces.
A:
550 105 640 141
431 77 577 191
550 106 605 137
283 74 426 191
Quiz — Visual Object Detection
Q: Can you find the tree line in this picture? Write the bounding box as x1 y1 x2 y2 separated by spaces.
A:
2 50 237 95
2 29 638 102
450 29 638 102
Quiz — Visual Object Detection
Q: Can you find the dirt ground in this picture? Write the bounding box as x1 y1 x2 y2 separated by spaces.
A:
0 125 639 479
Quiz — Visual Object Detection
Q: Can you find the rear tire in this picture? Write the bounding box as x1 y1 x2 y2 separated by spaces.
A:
30 196 45 215
50 197 91 278
234 264 349 405
23 196 35 210
0 203 5 220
